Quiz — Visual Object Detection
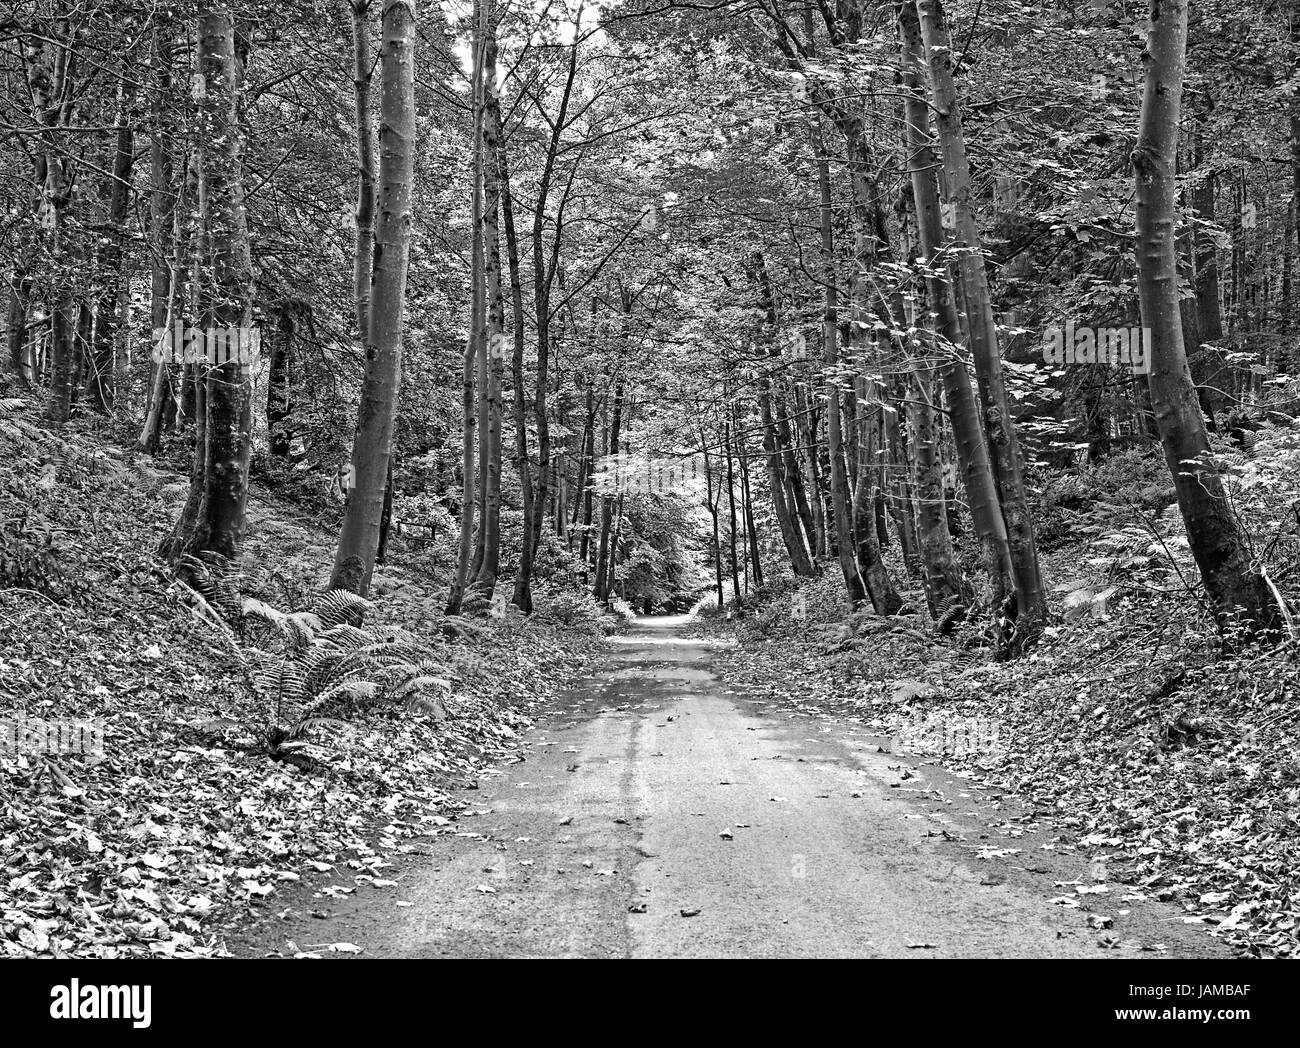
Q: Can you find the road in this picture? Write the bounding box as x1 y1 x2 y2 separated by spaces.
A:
237 616 1227 958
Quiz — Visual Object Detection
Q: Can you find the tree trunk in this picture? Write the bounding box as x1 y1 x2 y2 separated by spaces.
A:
139 147 191 453
85 72 135 414
917 0 1045 642
594 383 623 602
748 252 816 574
1132 0 1275 634
813 128 872 609
501 125 534 611
5 276 31 385
174 9 255 565
329 0 416 595
724 417 742 602
474 5 505 592
266 302 294 457
447 7 483 615
734 408 764 589
350 0 376 342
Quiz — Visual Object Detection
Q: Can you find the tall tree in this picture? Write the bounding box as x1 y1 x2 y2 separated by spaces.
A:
916 0 1045 640
330 0 417 595
171 7 254 565
1132 0 1276 634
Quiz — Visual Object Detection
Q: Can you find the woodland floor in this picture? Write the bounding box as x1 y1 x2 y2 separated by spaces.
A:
0 405 606 958
2 402 1298 958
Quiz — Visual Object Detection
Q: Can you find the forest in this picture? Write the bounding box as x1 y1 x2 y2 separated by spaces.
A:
1 0 1298 965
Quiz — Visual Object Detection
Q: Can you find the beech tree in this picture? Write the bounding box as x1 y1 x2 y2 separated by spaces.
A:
915 0 1045 640
1132 0 1275 633
330 0 417 595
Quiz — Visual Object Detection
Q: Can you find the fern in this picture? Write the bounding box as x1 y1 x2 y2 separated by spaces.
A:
312 588 372 629
180 577 451 767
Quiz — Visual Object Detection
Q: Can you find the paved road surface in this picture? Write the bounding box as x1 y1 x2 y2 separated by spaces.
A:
238 617 1227 958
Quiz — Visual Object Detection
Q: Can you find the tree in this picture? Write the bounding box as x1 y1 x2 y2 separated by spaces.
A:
330 0 417 596
1132 0 1276 634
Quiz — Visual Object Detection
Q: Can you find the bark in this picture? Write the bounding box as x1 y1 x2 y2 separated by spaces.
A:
791 382 826 557
724 417 742 601
909 359 967 619
146 24 175 404
747 251 815 575
702 441 724 608
5 276 31 385
447 6 484 614
27 27 76 422
814 128 872 609
351 0 376 341
578 383 597 569
83 70 135 414
330 0 416 595
917 0 1044 638
139 150 192 453
594 383 623 603
474 6 505 591
267 302 295 457
896 3 972 620
735 411 764 589
501 126 534 610
173 8 255 565
47 296 75 424
522 42 580 606
1132 0 1275 634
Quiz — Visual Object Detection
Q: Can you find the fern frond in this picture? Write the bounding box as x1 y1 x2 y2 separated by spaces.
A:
289 716 354 740
241 596 286 625
252 657 308 705
302 678 380 713
285 612 322 648
391 674 451 698
317 623 373 650
312 589 372 629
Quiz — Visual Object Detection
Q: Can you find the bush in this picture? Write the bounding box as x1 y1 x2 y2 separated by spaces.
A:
1035 444 1173 549
533 589 606 635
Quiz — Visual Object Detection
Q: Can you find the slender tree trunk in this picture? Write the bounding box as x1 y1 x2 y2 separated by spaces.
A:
724 417 742 602
267 302 294 457
917 0 1045 641
447 9 485 615
330 0 416 595
899 1 1014 620
85 73 135 414
910 358 966 619
594 383 623 602
748 252 815 575
5 277 31 385
1132 0 1275 634
351 0 376 341
517 37 579 608
814 128 876 609
172 8 255 566
27 27 75 423
139 148 190 453
578 384 597 571
474 4 505 591
501 131 534 611
703 441 724 609
734 408 764 589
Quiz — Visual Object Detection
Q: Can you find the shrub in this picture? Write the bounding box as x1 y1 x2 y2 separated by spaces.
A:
178 555 451 769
